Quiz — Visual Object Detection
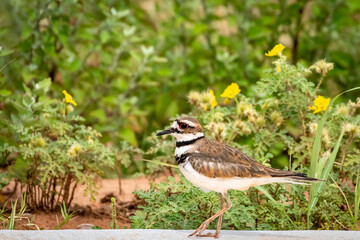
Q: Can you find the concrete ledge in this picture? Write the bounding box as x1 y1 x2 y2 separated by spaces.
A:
0 229 359 240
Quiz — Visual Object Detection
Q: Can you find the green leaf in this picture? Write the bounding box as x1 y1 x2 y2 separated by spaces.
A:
100 31 110 44
119 128 137 146
254 186 278 205
0 48 14 57
90 109 106 122
308 129 344 215
22 94 35 107
35 78 51 94
0 89 11 96
22 83 31 95
141 159 178 168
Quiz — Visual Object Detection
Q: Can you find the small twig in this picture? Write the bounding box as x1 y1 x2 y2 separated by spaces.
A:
315 75 325 94
68 181 78 207
329 175 353 220
24 222 40 231
55 177 65 209
0 58 16 72
332 215 347 230
340 135 353 173
298 109 306 136
50 178 57 210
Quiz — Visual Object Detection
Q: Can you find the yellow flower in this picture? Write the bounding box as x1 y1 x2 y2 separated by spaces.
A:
309 96 331 114
67 143 82 157
34 137 46 147
62 90 77 106
276 64 281 73
209 89 217 108
221 83 241 99
265 43 285 57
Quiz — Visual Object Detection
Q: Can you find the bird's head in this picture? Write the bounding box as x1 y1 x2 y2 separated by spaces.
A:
156 116 204 142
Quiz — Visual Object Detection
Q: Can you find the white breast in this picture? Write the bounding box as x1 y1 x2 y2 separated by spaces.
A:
179 162 306 193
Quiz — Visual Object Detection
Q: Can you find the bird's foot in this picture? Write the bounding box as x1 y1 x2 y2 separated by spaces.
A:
188 222 207 237
196 232 220 238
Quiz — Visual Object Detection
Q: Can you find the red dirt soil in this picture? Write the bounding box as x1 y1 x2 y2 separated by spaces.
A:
1 175 179 230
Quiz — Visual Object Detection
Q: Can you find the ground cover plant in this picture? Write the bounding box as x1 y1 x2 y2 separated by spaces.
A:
132 45 360 230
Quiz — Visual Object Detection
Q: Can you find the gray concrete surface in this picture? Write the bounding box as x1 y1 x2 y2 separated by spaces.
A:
0 229 359 240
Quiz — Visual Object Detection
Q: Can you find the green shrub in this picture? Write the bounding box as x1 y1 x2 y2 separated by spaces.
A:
0 79 114 210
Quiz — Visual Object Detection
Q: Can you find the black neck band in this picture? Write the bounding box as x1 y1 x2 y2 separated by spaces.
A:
176 136 204 147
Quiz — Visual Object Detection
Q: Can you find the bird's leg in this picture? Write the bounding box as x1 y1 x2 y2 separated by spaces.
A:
189 192 232 238
214 193 225 238
196 193 226 238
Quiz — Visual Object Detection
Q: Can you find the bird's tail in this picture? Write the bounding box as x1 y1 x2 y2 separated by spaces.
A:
268 169 322 184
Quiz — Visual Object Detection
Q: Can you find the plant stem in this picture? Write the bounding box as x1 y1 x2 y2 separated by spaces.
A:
115 164 122 195
329 175 354 229
298 109 306 136
315 74 325 94
292 0 308 64
354 165 360 229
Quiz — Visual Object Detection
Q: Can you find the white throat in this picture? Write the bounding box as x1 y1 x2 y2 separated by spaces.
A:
175 145 193 157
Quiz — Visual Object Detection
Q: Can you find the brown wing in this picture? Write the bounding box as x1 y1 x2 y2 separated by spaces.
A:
188 138 313 180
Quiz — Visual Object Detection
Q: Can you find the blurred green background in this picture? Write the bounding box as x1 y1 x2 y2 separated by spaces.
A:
1 0 360 148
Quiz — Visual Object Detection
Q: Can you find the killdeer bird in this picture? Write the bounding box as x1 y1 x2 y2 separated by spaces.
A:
157 116 319 238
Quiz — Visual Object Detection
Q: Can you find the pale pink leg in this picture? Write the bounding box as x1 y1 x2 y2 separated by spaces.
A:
189 192 232 238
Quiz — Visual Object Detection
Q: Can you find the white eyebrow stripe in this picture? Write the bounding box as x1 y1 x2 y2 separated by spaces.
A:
181 120 196 127
171 121 178 128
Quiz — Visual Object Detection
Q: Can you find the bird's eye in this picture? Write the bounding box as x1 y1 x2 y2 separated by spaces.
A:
179 123 188 129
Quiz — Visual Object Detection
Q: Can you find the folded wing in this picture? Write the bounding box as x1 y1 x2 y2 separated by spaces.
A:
188 139 318 182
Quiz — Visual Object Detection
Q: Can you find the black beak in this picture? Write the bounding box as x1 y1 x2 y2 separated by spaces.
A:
156 128 173 136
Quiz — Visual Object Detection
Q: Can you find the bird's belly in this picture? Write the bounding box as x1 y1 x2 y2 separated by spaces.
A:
179 162 284 193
